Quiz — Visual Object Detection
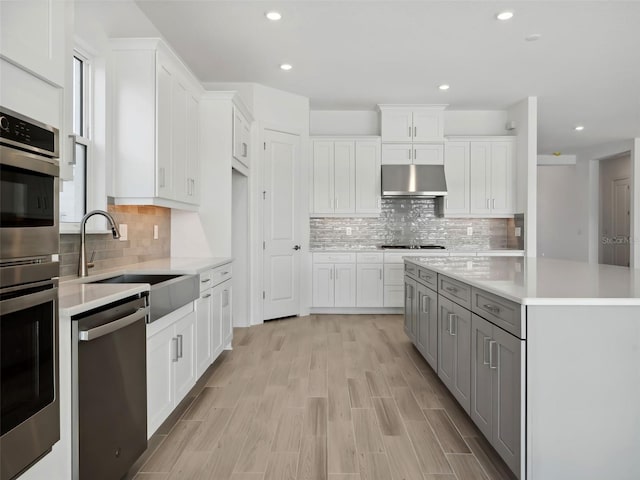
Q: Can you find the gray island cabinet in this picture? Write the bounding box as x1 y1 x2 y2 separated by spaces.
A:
404 256 640 480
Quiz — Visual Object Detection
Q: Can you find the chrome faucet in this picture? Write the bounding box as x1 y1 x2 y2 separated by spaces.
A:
78 210 121 277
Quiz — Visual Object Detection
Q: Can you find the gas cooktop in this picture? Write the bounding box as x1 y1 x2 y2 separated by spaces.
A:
380 245 446 250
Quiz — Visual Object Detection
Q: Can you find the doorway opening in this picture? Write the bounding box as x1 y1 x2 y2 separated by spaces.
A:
598 152 631 266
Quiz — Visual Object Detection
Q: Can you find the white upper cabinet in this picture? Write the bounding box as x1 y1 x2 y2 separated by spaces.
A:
381 144 412 165
413 144 444 165
0 0 68 87
379 105 446 143
311 137 381 215
232 106 251 169
444 142 471 215
111 38 202 209
445 137 516 217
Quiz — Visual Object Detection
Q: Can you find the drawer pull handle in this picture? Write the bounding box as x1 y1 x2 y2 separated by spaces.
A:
201 278 211 283
483 303 501 314
483 337 491 365
202 293 212 299
489 340 497 369
445 286 458 294
221 271 229 275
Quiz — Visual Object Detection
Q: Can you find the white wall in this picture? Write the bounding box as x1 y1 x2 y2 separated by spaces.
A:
508 97 538 256
537 166 588 261
310 110 379 135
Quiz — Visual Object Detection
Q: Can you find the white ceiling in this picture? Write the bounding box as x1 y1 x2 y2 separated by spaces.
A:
134 0 640 153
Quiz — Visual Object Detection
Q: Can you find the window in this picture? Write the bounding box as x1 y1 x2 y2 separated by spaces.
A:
59 53 90 223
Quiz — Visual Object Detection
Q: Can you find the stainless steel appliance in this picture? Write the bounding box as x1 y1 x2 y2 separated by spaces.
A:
381 244 446 250
381 164 448 198
0 107 60 260
71 294 149 480
0 262 60 480
0 108 60 480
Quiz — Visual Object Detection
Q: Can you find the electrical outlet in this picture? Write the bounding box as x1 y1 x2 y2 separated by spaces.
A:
515 227 522 237
346 227 352 236
153 225 159 240
119 224 128 241
467 226 473 236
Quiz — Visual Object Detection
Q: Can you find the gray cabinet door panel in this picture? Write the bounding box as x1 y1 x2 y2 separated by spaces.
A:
416 283 438 372
471 314 494 440
437 295 456 393
452 302 471 413
493 326 522 476
404 278 417 341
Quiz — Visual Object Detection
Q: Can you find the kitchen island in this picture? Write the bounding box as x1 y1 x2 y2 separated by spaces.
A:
404 256 640 480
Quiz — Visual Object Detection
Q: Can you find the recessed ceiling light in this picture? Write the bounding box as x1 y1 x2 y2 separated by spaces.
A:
438 84 450 91
265 11 282 21
496 11 514 21
525 33 542 42
280 63 292 71
574 125 585 131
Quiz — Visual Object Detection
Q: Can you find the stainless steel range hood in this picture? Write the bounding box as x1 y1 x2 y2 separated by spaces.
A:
381 164 448 198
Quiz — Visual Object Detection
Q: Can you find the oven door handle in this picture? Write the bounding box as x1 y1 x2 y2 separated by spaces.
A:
0 282 58 315
79 307 149 342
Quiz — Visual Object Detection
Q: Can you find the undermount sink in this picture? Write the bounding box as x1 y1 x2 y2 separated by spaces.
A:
87 273 199 323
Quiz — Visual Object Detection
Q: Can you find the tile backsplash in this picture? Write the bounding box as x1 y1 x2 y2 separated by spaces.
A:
311 198 516 250
59 205 170 277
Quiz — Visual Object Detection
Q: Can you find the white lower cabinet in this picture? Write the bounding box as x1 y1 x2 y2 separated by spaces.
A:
438 294 471 414
218 280 233 349
195 288 214 379
356 264 384 307
312 263 357 307
471 314 522 476
146 307 196 436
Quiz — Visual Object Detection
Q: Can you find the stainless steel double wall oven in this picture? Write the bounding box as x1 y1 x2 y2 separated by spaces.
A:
0 107 61 480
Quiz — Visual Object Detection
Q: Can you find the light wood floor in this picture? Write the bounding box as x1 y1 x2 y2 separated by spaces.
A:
129 314 516 480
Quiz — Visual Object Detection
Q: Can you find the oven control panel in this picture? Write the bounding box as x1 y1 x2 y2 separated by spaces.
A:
0 108 58 157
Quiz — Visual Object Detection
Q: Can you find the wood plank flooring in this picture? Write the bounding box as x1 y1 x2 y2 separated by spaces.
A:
130 314 516 480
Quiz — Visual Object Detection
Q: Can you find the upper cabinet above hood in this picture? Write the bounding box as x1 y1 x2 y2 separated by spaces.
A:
381 164 448 198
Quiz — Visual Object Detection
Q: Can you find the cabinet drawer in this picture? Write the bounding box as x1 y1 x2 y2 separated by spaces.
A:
209 264 232 287
357 252 384 263
471 288 522 338
314 252 357 263
438 275 471 309
416 267 437 289
199 271 214 292
404 262 418 277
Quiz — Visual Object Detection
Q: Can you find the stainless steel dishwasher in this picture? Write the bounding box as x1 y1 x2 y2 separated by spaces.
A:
71 293 149 480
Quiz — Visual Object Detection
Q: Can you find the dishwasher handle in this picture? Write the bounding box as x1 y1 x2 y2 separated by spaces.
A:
79 306 149 341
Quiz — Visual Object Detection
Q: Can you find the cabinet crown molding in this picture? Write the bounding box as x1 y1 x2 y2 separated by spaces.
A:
202 91 253 121
446 135 516 142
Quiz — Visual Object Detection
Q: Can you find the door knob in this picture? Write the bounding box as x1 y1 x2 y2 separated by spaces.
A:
293 245 301 251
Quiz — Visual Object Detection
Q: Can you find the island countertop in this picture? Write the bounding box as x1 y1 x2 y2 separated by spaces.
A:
405 256 640 305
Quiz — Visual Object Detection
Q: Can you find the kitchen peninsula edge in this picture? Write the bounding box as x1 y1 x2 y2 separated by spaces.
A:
404 256 640 480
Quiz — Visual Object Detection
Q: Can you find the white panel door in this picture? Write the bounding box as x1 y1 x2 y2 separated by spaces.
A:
469 142 491 214
263 130 301 320
471 314 494 440
412 111 444 142
335 263 357 307
172 78 188 202
333 141 356 213
355 141 381 213
146 324 175 436
381 144 412 165
356 264 383 307
444 142 470 215
312 264 334 307
381 110 413 142
489 141 514 214
413 144 444 165
156 59 173 199
312 141 335 213
174 311 197 402
195 290 213 378
612 178 630 267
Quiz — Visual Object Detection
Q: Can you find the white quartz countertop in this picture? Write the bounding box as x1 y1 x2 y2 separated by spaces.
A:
59 257 232 316
311 248 524 256
406 256 640 306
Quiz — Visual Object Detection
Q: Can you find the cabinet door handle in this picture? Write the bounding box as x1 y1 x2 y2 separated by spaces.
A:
177 334 183 359
483 336 491 365
486 198 489 209
489 340 497 369
379 269 382 280
330 269 333 280
406 284 412 299
408 126 412 138
223 290 229 307
414 148 417 160
483 303 501 315
492 198 496 209
202 293 212 299
449 313 457 336
409 148 412 161
414 126 417 138
335 197 339 209
242 142 248 157
172 337 179 362
422 295 430 314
